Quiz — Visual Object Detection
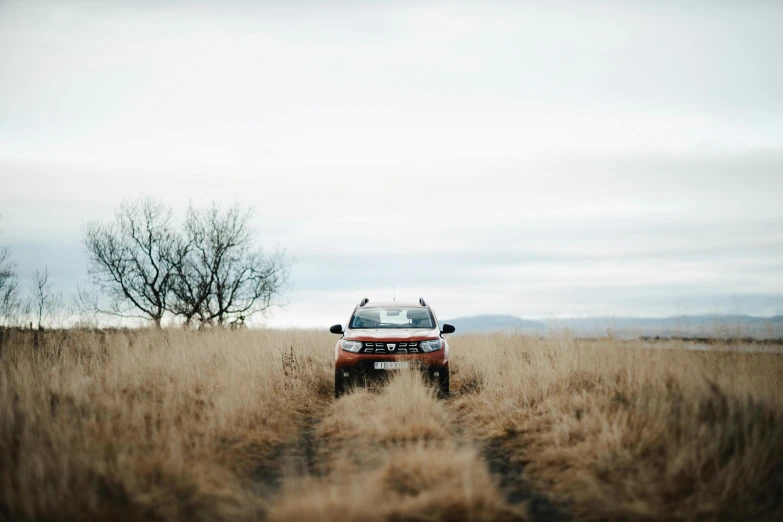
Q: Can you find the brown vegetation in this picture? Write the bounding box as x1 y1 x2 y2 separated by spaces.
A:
0 328 331 521
1 329 781 521
450 334 783 522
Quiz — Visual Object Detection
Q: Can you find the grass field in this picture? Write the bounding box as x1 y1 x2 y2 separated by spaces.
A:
1 329 781 521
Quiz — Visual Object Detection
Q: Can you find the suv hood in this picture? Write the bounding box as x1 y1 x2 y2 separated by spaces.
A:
344 328 439 340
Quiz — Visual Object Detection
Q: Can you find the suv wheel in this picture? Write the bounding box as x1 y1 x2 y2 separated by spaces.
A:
335 370 346 398
437 367 449 399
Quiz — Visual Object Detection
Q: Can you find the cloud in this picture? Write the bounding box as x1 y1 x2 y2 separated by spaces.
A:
1 1 782 325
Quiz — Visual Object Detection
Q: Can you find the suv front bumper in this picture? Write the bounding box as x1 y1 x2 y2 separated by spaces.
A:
335 348 448 371
336 360 448 388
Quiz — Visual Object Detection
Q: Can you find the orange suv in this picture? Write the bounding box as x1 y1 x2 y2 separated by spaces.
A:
329 298 455 398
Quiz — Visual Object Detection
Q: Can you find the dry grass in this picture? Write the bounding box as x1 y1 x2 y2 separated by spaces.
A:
268 373 521 522
450 333 783 521
0 328 332 521
1 328 781 521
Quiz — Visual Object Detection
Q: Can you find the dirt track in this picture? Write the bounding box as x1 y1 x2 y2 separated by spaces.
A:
252 375 570 522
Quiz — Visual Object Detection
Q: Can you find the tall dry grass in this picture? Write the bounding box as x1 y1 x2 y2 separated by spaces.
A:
0 328 332 521
450 333 783 521
267 372 520 521
1 328 781 521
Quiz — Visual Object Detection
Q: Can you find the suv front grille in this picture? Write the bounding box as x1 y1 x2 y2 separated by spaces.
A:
363 342 420 354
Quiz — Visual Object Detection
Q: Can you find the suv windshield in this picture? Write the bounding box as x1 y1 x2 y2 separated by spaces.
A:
350 307 435 329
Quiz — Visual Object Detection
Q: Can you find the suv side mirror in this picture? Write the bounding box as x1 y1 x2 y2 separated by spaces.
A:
440 323 456 334
329 324 344 334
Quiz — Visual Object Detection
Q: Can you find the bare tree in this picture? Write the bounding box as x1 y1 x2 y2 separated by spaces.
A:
82 197 179 327
81 198 289 328
171 203 290 327
28 267 63 330
0 248 20 327
0 215 21 327
165 222 209 326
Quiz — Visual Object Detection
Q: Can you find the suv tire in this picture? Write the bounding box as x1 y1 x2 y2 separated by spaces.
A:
335 370 346 398
437 367 450 399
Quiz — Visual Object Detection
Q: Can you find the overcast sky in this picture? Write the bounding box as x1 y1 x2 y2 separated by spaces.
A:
1 1 782 326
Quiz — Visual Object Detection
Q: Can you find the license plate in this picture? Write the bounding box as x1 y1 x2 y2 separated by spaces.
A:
373 361 410 370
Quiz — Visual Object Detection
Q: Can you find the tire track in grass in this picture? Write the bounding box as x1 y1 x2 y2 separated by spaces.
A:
253 370 569 521
250 344 334 502
252 413 325 499
265 370 525 522
250 410 329 522
480 436 571 522
448 374 571 521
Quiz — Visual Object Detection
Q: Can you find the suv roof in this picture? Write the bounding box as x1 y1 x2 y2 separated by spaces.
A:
359 301 426 309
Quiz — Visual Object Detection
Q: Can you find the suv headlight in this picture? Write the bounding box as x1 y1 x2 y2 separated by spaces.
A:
341 340 363 353
420 339 442 352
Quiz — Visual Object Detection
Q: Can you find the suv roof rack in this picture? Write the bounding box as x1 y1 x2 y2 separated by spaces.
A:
418 297 427 306
359 297 369 307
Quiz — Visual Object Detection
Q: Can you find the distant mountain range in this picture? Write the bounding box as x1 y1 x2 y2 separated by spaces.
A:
444 314 783 339
444 315 547 333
